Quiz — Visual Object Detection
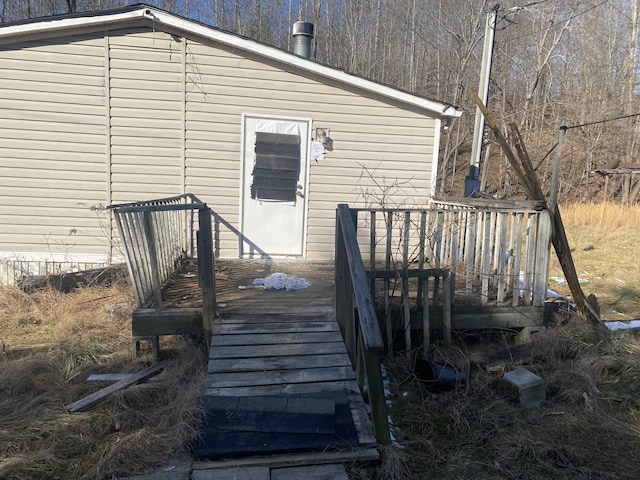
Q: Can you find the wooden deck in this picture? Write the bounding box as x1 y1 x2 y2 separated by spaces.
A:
191 259 377 465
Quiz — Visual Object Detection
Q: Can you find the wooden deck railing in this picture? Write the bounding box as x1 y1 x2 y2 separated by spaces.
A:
346 206 452 352
429 197 551 308
335 204 390 445
110 194 216 338
339 198 551 351
346 198 551 339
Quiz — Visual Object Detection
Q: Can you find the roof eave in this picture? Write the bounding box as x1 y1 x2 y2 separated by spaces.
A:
0 5 462 119
0 7 148 39
149 9 462 119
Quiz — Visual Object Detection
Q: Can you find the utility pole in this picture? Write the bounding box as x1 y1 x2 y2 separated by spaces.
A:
465 3 500 197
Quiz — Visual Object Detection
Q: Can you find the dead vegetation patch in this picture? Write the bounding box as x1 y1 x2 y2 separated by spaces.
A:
352 319 640 479
0 282 207 480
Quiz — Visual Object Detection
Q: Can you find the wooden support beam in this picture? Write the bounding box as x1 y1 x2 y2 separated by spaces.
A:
470 89 604 328
132 307 204 336
452 305 545 330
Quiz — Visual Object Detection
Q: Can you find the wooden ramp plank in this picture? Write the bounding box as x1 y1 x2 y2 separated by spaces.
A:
210 331 344 347
209 342 347 359
218 312 333 323
205 380 357 397
214 321 339 335
208 353 352 373
201 395 335 434
205 366 356 388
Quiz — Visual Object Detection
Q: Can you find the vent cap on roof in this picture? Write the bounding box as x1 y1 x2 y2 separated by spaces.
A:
292 21 314 59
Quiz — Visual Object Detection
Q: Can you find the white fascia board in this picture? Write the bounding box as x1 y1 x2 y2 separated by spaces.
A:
152 10 462 119
0 8 147 40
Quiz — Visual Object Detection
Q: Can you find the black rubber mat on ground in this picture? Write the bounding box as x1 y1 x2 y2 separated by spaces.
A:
193 391 360 458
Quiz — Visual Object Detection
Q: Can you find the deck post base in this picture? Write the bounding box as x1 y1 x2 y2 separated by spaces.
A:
132 335 160 359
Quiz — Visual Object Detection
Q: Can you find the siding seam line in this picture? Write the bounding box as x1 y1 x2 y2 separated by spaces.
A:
105 33 113 262
181 35 186 196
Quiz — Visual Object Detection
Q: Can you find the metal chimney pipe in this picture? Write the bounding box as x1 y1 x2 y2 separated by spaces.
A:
292 21 314 59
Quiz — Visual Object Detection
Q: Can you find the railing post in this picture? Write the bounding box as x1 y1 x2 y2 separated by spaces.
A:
365 349 391 445
114 211 144 308
142 211 163 311
335 207 355 364
198 208 216 338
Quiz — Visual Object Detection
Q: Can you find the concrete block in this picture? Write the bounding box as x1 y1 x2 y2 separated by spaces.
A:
513 326 546 346
503 367 544 408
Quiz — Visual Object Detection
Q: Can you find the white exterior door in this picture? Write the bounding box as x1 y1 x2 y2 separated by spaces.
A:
240 115 310 257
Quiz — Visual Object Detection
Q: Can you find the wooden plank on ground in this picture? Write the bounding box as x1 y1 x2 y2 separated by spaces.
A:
205 366 356 388
86 373 162 384
208 354 352 373
209 342 347 359
65 363 165 413
210 331 344 347
271 464 348 480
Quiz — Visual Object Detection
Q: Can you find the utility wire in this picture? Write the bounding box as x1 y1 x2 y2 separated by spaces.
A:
567 112 640 130
496 0 609 38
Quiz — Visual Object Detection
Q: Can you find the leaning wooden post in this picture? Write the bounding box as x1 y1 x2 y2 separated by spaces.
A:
470 89 604 327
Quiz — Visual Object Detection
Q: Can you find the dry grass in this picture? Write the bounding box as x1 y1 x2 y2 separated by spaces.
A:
0 281 207 480
366 323 640 480
547 202 640 320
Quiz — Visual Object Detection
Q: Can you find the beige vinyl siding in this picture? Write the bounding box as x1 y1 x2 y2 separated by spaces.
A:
0 22 441 271
184 40 435 258
108 30 183 204
0 34 109 259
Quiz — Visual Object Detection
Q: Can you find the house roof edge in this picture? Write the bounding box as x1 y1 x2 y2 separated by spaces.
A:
0 4 462 119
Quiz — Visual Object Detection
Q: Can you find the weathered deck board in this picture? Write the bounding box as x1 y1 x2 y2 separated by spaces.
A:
209 342 347 359
205 366 356 388
204 381 358 397
211 331 344 347
208 354 352 373
214 320 339 334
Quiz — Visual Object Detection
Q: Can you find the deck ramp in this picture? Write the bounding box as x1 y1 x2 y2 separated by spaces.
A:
195 311 375 458
193 260 377 464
